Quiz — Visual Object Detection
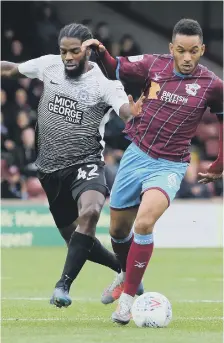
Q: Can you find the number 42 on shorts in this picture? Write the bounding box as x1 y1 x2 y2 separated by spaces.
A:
77 164 99 181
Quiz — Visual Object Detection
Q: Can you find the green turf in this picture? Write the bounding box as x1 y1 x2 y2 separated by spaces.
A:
1 247 223 343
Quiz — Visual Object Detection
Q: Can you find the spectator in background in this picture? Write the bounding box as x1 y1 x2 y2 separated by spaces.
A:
19 128 37 178
1 28 15 60
1 112 10 160
1 134 19 168
1 88 19 132
17 77 43 110
95 22 113 54
16 110 30 129
1 163 22 199
5 165 24 198
111 42 121 57
9 40 27 63
17 78 32 94
14 88 32 114
11 110 31 145
118 35 142 100
36 4 60 54
194 116 219 162
119 34 141 57
81 19 94 33
1 89 11 121
1 111 8 138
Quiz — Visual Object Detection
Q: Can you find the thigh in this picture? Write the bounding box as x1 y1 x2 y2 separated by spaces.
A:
110 207 138 238
46 163 108 230
38 169 78 229
50 193 78 229
142 159 188 205
110 144 146 210
71 163 109 202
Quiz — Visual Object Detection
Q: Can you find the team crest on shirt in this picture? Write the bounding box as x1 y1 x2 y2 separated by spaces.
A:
185 83 201 96
77 90 89 102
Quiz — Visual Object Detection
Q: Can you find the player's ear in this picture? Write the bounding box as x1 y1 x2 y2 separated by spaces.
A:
169 43 174 56
86 47 91 58
200 44 205 57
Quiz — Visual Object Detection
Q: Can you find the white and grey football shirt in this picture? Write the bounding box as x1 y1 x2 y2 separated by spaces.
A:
18 55 129 173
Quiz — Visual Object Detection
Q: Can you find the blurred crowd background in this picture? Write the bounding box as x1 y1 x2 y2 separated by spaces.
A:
1 1 223 200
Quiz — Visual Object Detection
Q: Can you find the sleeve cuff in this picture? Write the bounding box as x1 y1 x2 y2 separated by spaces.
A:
115 57 121 81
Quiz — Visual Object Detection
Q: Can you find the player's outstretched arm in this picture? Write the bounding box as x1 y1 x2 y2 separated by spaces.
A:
1 61 25 79
103 80 145 123
198 79 223 184
119 94 145 123
198 114 223 184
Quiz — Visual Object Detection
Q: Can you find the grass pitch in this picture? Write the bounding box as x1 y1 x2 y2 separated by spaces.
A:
1 247 223 343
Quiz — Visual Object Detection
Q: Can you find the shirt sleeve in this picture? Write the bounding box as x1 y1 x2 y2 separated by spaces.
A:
18 55 56 81
208 77 223 114
116 54 156 85
102 80 129 115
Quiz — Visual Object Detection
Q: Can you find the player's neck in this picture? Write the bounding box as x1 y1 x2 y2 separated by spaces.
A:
83 62 93 74
173 65 199 78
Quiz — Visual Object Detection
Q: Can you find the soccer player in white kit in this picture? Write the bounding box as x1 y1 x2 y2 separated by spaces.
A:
1 23 144 307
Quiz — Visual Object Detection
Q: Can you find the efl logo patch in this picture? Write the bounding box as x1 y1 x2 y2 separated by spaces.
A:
48 95 83 124
167 173 177 189
128 55 144 62
185 83 201 96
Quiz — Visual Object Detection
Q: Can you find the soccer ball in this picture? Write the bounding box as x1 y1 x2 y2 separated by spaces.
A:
131 292 172 328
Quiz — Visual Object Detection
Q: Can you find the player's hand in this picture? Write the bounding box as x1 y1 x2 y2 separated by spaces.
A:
81 39 106 53
128 93 145 117
198 170 223 184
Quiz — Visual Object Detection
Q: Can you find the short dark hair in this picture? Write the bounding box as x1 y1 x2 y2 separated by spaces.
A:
58 23 93 45
172 19 203 42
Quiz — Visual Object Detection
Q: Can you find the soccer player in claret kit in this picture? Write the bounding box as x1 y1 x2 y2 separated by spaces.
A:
82 18 223 324
1 23 145 308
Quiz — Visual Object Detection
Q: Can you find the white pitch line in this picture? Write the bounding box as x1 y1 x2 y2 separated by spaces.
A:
1 317 223 322
178 300 223 303
1 317 105 322
182 278 223 282
1 297 96 302
177 317 223 321
1 297 223 303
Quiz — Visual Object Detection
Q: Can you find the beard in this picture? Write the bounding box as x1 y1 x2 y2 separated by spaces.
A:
64 55 87 79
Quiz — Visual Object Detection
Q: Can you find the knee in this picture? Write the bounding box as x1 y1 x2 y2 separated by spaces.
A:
79 205 101 229
134 214 156 235
109 226 126 240
110 223 131 240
